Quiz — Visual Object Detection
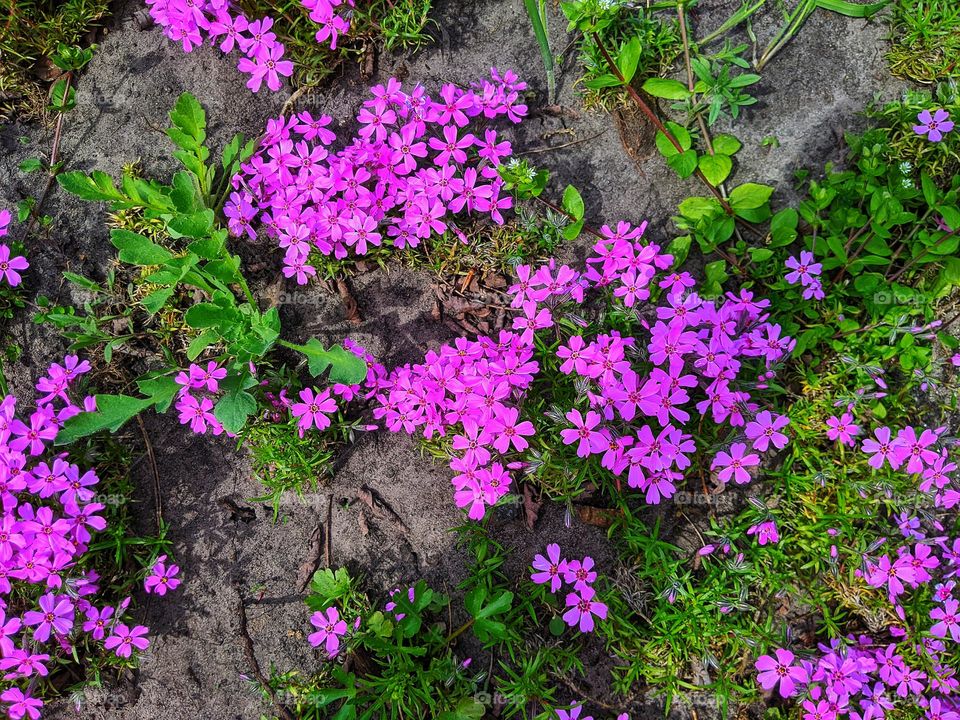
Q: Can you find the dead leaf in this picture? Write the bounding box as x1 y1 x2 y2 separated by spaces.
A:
296 524 324 592
522 484 542 530
575 505 623 528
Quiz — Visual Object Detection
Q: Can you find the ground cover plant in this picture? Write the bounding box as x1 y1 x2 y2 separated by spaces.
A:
4 0 960 718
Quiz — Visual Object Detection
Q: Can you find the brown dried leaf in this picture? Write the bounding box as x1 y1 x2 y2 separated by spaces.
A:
575 505 622 528
522 484 542 530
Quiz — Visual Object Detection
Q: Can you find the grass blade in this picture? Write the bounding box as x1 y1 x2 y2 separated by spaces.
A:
523 0 556 104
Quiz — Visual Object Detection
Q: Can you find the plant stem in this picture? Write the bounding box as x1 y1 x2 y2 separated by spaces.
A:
590 32 734 215
444 618 474 645
887 227 960 283
24 71 72 237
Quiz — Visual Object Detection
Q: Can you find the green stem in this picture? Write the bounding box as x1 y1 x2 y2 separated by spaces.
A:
444 618 475 645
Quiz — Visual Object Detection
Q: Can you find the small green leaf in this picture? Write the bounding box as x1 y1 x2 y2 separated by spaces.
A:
666 150 699 179
654 121 692 156
617 36 642 83
728 183 774 211
299 339 368 385
642 77 691 100
109 229 173 266
562 185 585 220
214 388 257 434
711 134 742 156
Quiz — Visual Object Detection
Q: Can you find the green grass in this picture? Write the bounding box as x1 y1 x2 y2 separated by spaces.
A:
887 0 960 83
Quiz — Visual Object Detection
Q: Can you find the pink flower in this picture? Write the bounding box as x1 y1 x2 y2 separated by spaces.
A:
308 607 347 657
930 598 960 642
22 593 74 642
914 109 955 142
562 557 597 592
711 443 760 484
488 406 535 453
755 648 808 697
0 688 43 720
0 244 28 287
560 409 606 458
531 543 569 593
744 411 790 452
562 585 608 632
291 387 337 433
238 42 293 93
104 624 150 658
861 426 900 470
556 705 592 720
145 555 182 596
826 412 859 446
82 606 114 640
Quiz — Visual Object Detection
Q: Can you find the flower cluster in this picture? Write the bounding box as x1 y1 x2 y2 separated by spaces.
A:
174 361 230 436
913 109 955 143
531 544 607 633
0 210 28 288
0 356 154 718
145 0 300 92
375 220 795 518
224 69 527 279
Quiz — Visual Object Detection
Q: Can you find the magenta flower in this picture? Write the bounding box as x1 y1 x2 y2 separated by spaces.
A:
826 412 859 446
556 706 593 720
755 648 808 697
747 519 780 545
785 251 822 287
861 426 901 470
487 406 536 453
104 624 150 658
560 409 607 458
563 557 598 591
176 393 218 434
22 593 74 642
82 606 114 641
144 555 182 596
308 606 347 657
0 688 43 720
930 598 960 642
0 244 28 287
531 543 569 593
238 42 293 93
291 387 337 433
562 585 608 632
711 443 760 484
744 411 790 452
913 109 955 142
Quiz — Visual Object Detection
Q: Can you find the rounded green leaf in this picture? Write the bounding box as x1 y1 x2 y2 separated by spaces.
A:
698 154 733 186
642 77 691 100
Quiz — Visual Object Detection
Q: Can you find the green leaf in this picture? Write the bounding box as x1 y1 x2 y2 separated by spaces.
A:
666 235 691 267
57 170 125 202
299 339 368 384
167 209 214 239
214 388 257 434
711 134 742 156
184 302 231 330
654 121 692 156
19 157 42 173
617 36 642 83
562 219 585 240
698 154 733 186
666 150 699 179
727 73 761 88
678 196 722 220
141 287 175 315
56 394 154 444
642 77 691 100
749 248 774 262
815 0 891 18
562 185 585 220
703 259 728 297
62 272 100 291
186 330 219 361
938 205 960 232
582 73 622 90
728 183 773 211
109 229 173 266
921 173 938 208
168 92 206 148
769 208 798 247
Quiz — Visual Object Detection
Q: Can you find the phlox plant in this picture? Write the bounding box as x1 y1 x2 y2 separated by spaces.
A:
0 355 168 719
224 68 527 279
0 211 28 290
146 0 355 92
374 216 794 521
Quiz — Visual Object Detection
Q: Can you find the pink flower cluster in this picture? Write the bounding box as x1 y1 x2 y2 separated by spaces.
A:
0 356 153 719
531 544 607 633
0 210 28 288
860 425 957 509
756 636 959 720
145 0 298 92
375 221 795 517
224 69 527 280
174 361 229 436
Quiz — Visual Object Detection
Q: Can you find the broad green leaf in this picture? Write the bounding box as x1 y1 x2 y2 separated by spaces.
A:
141 287 175 315
666 150 698 179
654 121 692 156
56 394 153 444
617 36 642 83
728 183 773 211
57 170 125 202
666 235 691 267
109 229 173 266
168 92 206 147
698 153 733 186
214 388 257 434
